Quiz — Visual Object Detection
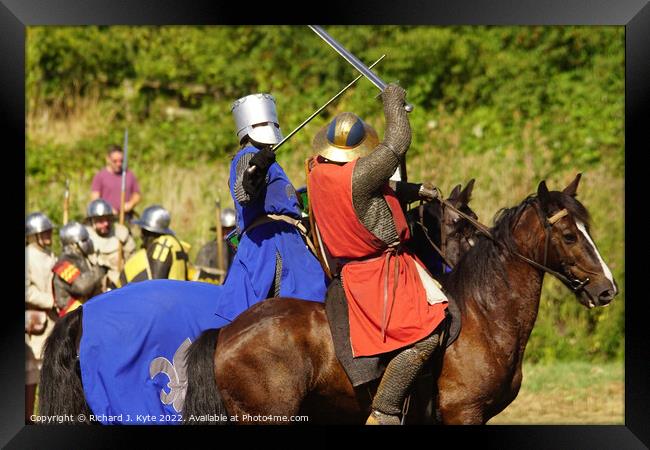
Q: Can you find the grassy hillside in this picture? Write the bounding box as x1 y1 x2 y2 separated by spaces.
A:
25 26 624 363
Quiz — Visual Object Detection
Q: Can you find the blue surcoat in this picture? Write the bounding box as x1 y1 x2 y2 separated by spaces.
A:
216 146 327 321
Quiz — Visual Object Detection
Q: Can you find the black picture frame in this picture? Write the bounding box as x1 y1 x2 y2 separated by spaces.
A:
4 0 648 447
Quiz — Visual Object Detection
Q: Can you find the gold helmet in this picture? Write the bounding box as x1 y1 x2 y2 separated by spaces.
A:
313 112 379 163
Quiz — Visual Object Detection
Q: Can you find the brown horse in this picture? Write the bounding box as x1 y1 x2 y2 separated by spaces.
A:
183 174 618 424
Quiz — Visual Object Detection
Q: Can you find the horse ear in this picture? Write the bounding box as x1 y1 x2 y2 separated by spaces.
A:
449 184 462 200
537 180 551 210
563 173 582 197
458 179 475 204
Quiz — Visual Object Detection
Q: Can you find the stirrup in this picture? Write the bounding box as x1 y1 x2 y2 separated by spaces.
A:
365 410 401 425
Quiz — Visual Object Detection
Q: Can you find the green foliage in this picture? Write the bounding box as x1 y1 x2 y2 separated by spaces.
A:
27 26 624 170
26 26 624 363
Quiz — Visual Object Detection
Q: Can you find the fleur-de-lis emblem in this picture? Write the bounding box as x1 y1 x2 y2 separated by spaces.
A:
149 338 192 413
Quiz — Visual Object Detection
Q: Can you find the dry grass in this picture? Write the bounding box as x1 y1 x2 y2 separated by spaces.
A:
30 136 624 270
28 90 116 148
488 382 624 424
137 161 234 252
488 362 624 424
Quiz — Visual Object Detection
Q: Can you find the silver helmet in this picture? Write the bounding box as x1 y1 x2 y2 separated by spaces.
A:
231 93 283 145
86 198 114 219
221 208 236 228
132 205 173 235
25 212 54 237
60 221 94 255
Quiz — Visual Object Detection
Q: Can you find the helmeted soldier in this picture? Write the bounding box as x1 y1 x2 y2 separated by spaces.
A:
85 198 136 290
308 84 448 425
25 212 58 423
117 205 193 286
52 221 106 317
213 93 327 322
195 207 237 281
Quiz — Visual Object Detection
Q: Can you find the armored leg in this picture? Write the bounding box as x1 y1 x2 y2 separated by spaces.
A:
366 327 443 425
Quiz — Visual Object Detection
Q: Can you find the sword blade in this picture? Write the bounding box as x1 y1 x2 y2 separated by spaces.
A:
309 25 386 92
271 54 385 154
309 25 413 112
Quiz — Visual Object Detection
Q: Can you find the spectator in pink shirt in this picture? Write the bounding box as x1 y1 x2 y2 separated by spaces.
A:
91 145 142 221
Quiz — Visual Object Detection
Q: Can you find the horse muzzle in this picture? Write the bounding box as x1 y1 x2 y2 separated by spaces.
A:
581 279 618 308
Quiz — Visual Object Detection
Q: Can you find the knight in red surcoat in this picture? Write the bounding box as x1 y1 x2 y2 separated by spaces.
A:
308 84 449 425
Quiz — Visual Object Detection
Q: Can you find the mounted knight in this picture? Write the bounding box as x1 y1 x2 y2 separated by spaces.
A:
308 84 449 425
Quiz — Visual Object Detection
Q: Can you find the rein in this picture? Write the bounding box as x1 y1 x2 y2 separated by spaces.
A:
440 198 591 294
415 203 455 270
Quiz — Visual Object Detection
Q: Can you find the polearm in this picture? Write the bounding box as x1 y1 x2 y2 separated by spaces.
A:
117 129 128 272
62 178 70 225
246 54 386 176
309 25 414 113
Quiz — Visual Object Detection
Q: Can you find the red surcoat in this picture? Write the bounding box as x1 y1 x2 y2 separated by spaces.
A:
309 158 447 357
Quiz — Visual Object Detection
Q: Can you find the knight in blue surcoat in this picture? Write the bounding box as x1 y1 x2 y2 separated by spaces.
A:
215 93 328 321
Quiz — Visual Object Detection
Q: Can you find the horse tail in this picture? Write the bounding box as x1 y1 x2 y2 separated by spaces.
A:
183 329 228 424
39 308 91 419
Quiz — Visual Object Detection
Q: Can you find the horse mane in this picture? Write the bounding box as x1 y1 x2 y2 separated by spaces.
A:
444 190 591 313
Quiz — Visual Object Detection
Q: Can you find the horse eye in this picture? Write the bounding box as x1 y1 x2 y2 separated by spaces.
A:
453 218 460 224
562 233 577 244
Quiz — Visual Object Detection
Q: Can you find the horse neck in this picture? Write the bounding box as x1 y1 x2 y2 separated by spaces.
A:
482 205 549 356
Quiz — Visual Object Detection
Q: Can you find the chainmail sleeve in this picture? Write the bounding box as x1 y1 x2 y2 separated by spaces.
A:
233 152 254 204
351 85 412 244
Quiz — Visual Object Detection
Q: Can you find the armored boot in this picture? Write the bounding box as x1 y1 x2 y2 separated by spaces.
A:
366 330 442 425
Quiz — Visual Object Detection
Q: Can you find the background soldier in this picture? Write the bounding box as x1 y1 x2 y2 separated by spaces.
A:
117 205 193 286
308 84 448 425
195 207 237 280
25 212 58 423
52 221 106 317
85 198 136 290
90 144 142 222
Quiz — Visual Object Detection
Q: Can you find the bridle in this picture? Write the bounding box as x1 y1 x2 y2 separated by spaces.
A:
419 197 591 294
516 203 591 294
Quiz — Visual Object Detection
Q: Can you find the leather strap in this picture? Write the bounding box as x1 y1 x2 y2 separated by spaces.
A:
243 214 320 258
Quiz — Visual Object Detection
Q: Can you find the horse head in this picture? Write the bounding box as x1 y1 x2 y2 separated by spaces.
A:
443 179 479 265
408 180 479 274
532 174 618 308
